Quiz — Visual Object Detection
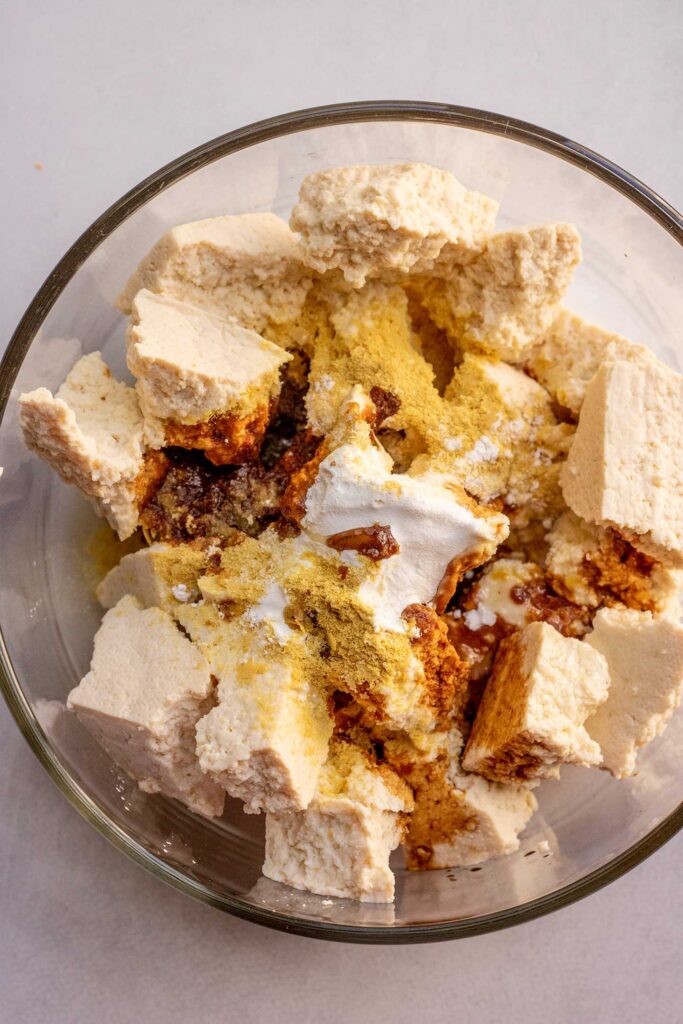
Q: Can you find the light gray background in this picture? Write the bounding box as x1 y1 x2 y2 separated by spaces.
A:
1 2 681 1021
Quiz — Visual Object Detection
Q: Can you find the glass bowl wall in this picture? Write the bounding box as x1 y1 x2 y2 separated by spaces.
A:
1 103 681 943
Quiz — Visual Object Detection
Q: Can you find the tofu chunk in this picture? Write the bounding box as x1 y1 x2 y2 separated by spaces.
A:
464 558 545 630
442 774 537 868
126 290 290 463
118 212 311 331
446 559 591 720
290 162 498 287
526 309 658 416
561 360 683 566
386 732 537 870
439 353 573 508
462 622 610 782
420 223 582 361
67 596 224 817
96 542 208 610
586 608 683 778
305 280 442 438
178 603 332 814
459 557 587 637
546 510 682 615
19 353 168 539
263 741 413 902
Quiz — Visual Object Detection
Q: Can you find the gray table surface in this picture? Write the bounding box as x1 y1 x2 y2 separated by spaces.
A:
1 2 681 1021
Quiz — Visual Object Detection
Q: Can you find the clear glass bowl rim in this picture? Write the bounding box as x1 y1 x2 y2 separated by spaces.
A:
1 100 681 944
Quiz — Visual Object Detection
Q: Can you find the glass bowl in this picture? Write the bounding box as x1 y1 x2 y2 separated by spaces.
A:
1 102 681 944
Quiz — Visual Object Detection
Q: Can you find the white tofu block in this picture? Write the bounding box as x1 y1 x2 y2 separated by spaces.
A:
586 607 683 778
423 223 582 361
526 308 658 416
67 596 224 817
263 742 413 903
126 289 290 425
290 162 498 287
178 604 332 815
462 622 610 781
561 360 683 567
96 542 207 611
118 212 311 331
19 353 160 539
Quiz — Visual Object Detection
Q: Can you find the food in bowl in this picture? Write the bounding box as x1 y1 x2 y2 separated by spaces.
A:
16 161 683 904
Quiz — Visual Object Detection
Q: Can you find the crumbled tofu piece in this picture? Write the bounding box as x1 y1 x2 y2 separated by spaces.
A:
196 531 294 643
585 608 683 778
300 389 509 631
260 283 335 355
445 351 553 428
452 353 549 411
179 602 332 814
466 557 590 637
19 353 167 538
561 360 683 567
429 771 537 869
468 558 545 628
263 740 413 902
290 162 498 287
546 510 682 615
420 223 582 361
196 530 276 607
96 542 207 610
547 511 617 607
305 280 442 438
526 309 658 416
387 731 537 870
437 353 573 508
127 289 290 424
67 596 224 817
118 213 311 331
462 622 610 781
264 799 403 903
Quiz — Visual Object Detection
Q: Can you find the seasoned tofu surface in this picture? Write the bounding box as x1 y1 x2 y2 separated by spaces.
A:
17 161 682 905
